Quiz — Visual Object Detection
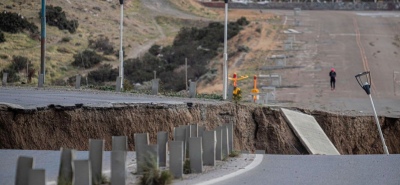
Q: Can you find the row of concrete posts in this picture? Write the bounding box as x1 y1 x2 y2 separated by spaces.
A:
14 123 234 184
3 72 198 98
150 79 197 98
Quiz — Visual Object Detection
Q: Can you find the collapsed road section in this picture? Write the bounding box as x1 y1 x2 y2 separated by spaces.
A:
0 101 399 154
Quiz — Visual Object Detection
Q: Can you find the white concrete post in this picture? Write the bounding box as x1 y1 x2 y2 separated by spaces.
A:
89 139 104 184
215 127 222 160
75 74 81 89
169 141 184 178
111 151 126 185
134 133 150 173
189 137 203 173
157 131 168 167
202 131 216 166
174 126 187 159
15 156 34 185
221 125 229 158
72 160 92 185
28 169 46 185
58 148 76 184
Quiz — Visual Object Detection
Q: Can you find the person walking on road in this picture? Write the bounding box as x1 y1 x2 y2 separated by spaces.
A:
329 68 336 90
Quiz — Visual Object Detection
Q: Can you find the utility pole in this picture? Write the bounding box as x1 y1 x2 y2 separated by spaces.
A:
223 0 229 100
185 58 188 91
39 0 46 87
118 0 124 91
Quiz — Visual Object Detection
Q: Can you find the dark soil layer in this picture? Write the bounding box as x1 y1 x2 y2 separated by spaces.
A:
0 103 399 154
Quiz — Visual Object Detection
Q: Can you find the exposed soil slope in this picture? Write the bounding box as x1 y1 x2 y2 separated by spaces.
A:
1 103 399 154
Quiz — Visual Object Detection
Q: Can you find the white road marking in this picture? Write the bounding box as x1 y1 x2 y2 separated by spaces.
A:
283 15 287 25
195 154 264 185
356 12 400 18
329 33 395 37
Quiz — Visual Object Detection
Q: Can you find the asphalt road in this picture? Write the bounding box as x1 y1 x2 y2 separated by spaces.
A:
214 11 400 185
0 87 221 109
217 154 400 185
269 10 400 117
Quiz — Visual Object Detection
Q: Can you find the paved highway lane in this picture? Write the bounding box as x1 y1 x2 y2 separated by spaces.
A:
217 154 400 185
0 87 220 109
267 11 400 117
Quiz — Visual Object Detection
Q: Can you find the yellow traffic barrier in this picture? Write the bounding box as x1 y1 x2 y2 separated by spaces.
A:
251 75 259 102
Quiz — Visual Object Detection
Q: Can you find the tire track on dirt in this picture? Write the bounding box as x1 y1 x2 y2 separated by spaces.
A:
353 17 377 94
126 0 205 59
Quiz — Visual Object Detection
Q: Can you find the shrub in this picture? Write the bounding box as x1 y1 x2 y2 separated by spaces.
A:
89 36 114 55
27 67 35 83
1 68 19 82
92 7 101 12
60 36 71 43
52 78 67 86
57 47 71 53
222 155 228 161
67 76 76 86
183 159 191 174
57 177 72 185
0 12 38 34
237 17 250 26
11 56 29 71
123 79 133 91
0 54 8 59
148 44 161 56
72 50 102 68
96 85 115 91
124 54 164 83
238 45 250 52
124 17 249 92
87 64 118 85
196 93 223 100
139 154 173 185
43 5 79 33
229 150 241 158
100 175 109 184
0 31 5 43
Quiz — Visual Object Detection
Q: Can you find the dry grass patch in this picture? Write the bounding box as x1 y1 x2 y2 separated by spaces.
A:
170 0 218 19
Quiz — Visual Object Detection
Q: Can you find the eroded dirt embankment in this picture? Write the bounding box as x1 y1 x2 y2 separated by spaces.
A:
0 103 399 154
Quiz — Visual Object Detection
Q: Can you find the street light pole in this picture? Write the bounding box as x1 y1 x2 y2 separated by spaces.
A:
355 71 389 155
368 94 389 154
118 0 124 91
39 0 46 87
223 0 229 100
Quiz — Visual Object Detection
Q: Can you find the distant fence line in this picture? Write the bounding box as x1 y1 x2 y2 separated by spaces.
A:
200 2 400 10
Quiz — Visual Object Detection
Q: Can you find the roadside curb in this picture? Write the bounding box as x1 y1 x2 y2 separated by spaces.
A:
195 154 264 185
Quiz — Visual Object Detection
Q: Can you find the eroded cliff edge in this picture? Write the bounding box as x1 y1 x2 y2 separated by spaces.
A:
1 103 399 154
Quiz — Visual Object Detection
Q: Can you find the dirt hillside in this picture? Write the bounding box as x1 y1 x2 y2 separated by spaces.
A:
197 10 283 94
0 0 214 84
0 0 283 92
